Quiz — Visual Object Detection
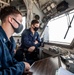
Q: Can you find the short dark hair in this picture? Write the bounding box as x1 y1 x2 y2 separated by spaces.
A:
31 20 39 25
0 6 22 22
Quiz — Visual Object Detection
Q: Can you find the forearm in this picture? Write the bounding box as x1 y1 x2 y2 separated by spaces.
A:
23 42 34 49
0 62 25 75
34 43 41 48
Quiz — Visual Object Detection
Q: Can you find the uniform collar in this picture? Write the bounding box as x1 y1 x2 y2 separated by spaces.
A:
29 28 37 36
0 26 9 43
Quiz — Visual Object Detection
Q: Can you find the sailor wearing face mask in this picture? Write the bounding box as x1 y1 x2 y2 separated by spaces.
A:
19 20 41 65
0 6 30 75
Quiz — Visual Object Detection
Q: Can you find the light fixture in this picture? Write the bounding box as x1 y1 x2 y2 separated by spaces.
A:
42 2 56 15
50 3 56 8
43 9 47 13
47 6 51 11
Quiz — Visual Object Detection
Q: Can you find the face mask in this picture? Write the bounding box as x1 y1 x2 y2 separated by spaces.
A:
9 18 23 33
34 27 39 31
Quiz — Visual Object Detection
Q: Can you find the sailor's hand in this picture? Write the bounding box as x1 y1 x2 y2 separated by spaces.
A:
28 46 35 52
23 62 31 72
34 40 38 44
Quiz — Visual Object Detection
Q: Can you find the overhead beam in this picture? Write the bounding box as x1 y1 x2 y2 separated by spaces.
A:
0 0 10 5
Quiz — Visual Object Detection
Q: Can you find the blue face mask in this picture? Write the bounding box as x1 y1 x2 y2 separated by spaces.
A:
9 18 23 33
